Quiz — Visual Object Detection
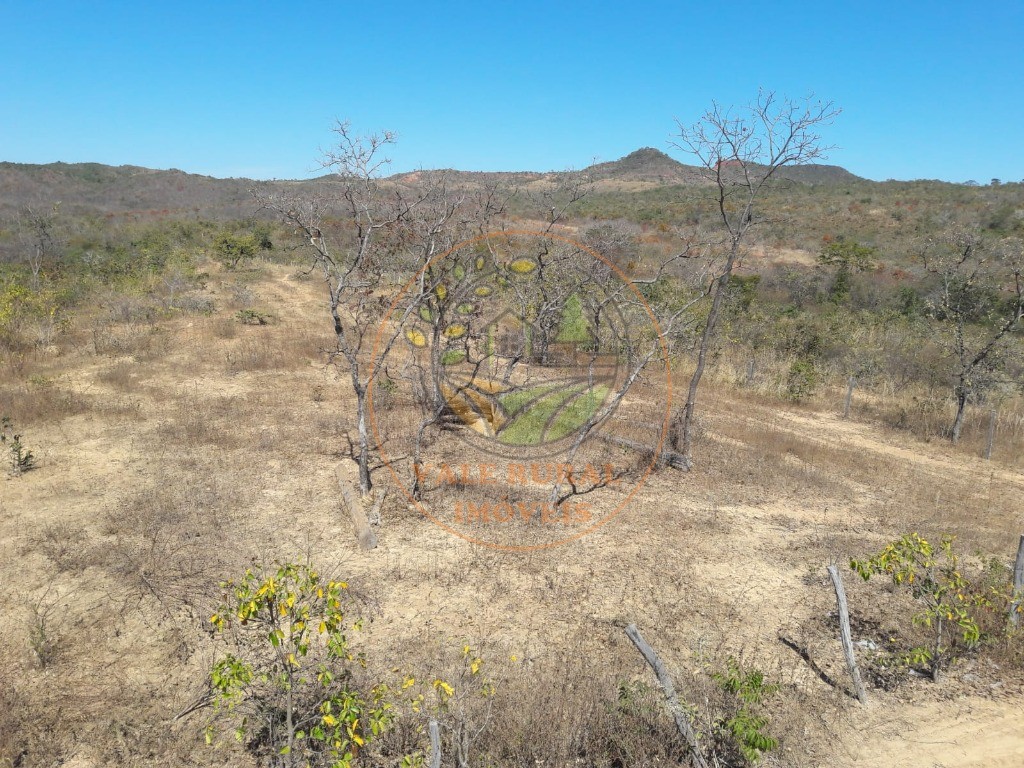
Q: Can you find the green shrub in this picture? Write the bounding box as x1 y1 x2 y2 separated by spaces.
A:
785 359 818 401
850 533 1017 680
204 561 394 767
235 308 275 326
1 416 35 475
213 228 272 270
712 657 779 765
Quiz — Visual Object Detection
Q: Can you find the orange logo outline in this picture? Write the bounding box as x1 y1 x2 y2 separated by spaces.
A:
368 229 673 551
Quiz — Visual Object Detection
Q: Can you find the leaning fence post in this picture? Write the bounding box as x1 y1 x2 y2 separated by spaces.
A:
624 623 709 768
336 463 377 551
1011 535 1024 628
827 565 868 704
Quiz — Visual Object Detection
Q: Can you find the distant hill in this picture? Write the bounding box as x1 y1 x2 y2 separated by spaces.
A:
772 163 863 185
585 148 705 184
582 148 862 186
0 161 264 218
0 151 864 219
388 169 550 187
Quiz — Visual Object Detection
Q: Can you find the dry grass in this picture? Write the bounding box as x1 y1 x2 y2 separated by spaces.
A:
28 522 90 574
91 320 170 360
155 390 251 449
0 376 90 425
712 350 1024 470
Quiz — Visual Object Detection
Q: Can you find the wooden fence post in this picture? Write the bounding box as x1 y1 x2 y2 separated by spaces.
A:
335 463 378 550
843 376 856 419
624 624 709 768
428 718 442 768
985 409 997 460
827 565 868 704
1011 535 1024 628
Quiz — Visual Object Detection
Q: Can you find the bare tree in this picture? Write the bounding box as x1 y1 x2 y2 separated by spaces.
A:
503 169 592 371
399 187 513 500
254 122 487 493
14 203 64 288
922 231 1023 443
670 91 840 467
547 229 709 504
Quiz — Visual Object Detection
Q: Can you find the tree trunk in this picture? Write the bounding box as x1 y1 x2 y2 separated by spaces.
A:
843 376 856 419
285 673 295 768
985 409 997 460
30 244 43 290
950 386 968 444
680 240 740 467
356 388 372 494
429 326 446 415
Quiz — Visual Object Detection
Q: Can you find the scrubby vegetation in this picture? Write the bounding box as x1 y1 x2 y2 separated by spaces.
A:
1 141 1022 767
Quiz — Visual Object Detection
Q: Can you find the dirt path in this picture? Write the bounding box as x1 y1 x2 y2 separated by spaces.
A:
843 697 1024 767
764 406 1024 490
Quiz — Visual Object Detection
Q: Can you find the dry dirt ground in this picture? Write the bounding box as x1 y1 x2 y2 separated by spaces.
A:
1 262 1022 767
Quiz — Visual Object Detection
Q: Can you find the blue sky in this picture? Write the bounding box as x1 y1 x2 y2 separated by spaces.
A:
2 1 1022 182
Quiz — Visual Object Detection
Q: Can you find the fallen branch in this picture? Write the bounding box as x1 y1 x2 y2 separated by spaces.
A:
172 689 212 722
596 433 690 471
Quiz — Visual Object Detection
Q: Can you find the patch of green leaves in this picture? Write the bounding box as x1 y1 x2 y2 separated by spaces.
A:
851 533 988 678
204 561 395 767
235 308 275 326
712 657 779 765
